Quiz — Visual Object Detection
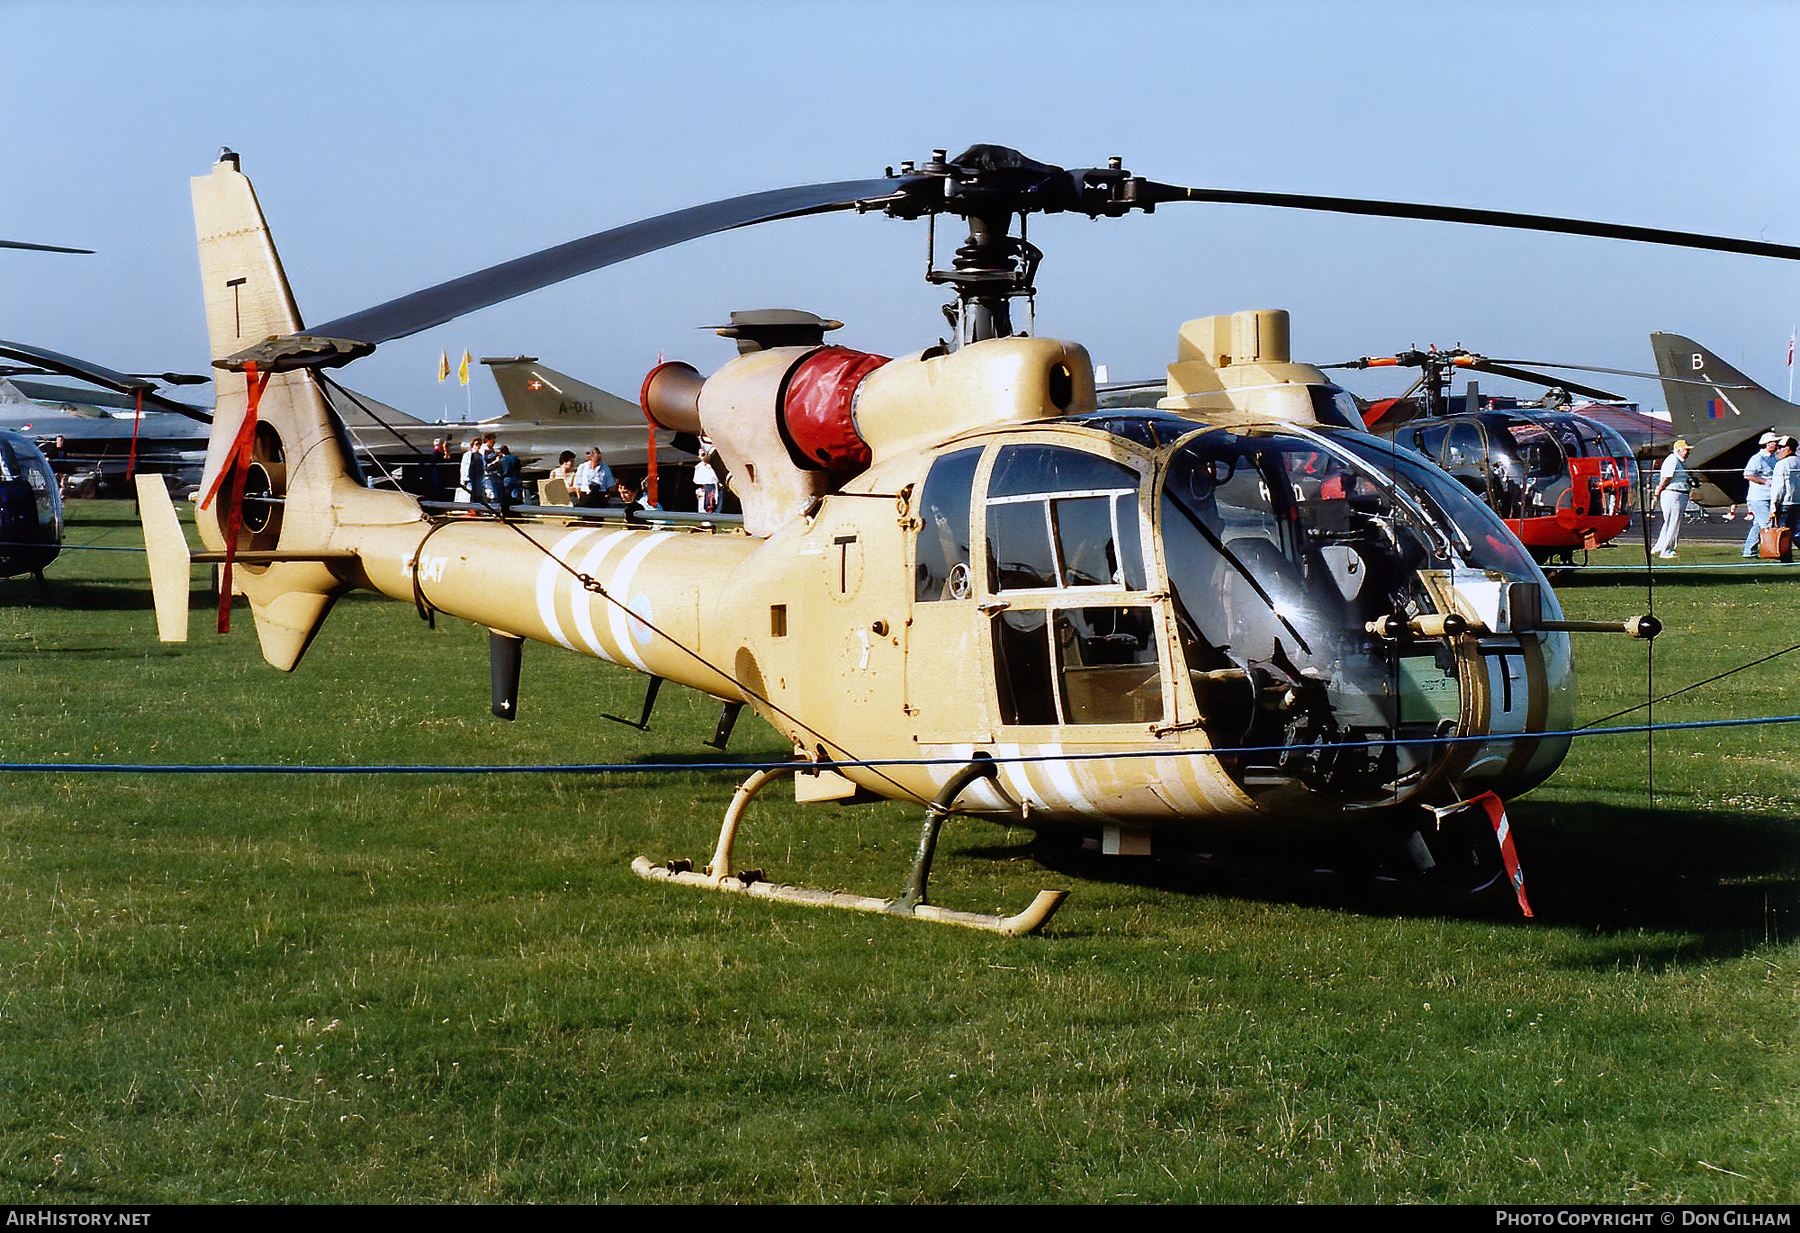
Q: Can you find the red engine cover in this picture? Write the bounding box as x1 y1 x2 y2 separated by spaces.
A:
782 346 888 472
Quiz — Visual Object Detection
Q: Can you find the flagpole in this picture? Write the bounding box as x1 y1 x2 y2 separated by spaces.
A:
1788 327 1795 403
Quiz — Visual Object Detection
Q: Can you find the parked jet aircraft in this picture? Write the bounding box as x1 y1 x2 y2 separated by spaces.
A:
1651 332 1797 505
481 355 693 472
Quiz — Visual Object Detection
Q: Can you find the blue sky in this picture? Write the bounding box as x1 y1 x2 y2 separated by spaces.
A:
3 0 1797 418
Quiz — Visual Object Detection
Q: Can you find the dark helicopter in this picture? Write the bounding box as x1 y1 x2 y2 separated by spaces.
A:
0 428 62 579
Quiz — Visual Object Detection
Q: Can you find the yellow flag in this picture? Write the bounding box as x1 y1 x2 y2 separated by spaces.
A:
459 350 472 386
437 350 450 382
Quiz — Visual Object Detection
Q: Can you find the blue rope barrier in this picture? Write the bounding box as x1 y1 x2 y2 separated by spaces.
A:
6 711 1800 776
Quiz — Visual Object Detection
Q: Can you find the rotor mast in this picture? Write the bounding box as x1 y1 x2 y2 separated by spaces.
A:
885 146 1151 347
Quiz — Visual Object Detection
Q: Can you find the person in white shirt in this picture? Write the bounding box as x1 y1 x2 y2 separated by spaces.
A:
457 437 487 504
570 448 615 508
692 437 720 514
1767 437 1800 563
1651 439 1693 559
1742 432 1781 557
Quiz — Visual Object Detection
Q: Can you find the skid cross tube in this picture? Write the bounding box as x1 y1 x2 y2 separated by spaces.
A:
632 762 1067 936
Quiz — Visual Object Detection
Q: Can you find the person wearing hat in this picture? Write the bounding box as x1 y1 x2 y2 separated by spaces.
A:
1742 431 1783 557
1651 438 1694 559
1769 436 1800 564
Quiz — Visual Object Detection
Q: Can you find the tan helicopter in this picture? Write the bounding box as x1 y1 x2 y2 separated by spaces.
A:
142 146 1791 934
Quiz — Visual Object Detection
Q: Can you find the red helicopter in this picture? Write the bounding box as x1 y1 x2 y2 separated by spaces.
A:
1325 348 1638 566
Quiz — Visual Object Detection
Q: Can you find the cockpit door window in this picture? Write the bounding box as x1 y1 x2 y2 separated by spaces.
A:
983 443 1162 727
914 446 983 602
985 444 1145 593
993 604 1164 726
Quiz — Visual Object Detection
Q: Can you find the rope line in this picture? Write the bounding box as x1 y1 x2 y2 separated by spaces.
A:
1580 640 1800 730
8 710 1800 776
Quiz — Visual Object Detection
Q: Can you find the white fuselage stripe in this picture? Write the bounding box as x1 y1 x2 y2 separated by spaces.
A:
605 533 671 672
571 530 633 662
537 528 597 651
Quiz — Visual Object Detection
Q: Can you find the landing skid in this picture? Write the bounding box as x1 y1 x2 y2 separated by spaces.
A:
633 762 1068 936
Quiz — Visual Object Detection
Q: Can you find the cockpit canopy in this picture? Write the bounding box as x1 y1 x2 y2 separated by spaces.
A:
1394 411 1637 522
911 414 1568 809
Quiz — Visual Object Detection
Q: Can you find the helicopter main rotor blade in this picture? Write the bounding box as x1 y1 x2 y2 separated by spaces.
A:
1462 360 1621 401
0 340 211 420
1487 357 1758 389
1135 182 1800 262
309 177 908 347
0 239 93 254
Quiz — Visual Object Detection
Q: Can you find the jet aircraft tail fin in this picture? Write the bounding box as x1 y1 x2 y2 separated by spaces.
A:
482 356 648 426
1651 332 1798 444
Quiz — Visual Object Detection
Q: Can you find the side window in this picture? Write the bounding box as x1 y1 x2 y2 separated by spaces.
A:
1055 606 1161 724
984 444 1145 594
914 447 982 602
984 443 1161 727
1411 423 1448 464
1444 421 1485 472
993 604 1163 726
992 609 1057 724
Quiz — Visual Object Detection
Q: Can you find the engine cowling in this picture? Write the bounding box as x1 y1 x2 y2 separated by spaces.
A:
642 336 1097 536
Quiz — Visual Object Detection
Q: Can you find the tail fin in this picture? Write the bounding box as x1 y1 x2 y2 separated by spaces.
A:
136 473 192 644
482 356 645 425
189 150 416 670
1651 332 1798 446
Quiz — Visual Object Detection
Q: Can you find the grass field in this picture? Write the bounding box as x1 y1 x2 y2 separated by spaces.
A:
1 504 1796 1203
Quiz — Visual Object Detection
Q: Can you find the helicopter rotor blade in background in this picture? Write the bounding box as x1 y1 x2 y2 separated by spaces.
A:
0 340 211 421
1462 360 1621 402
1487 357 1759 390
309 177 909 347
1324 351 1759 394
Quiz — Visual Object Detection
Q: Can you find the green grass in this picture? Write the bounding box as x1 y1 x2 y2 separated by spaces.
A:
0 504 1796 1203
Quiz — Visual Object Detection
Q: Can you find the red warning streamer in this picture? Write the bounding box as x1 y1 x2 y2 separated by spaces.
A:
641 404 659 509
128 388 143 480
200 362 271 633
1471 790 1534 918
